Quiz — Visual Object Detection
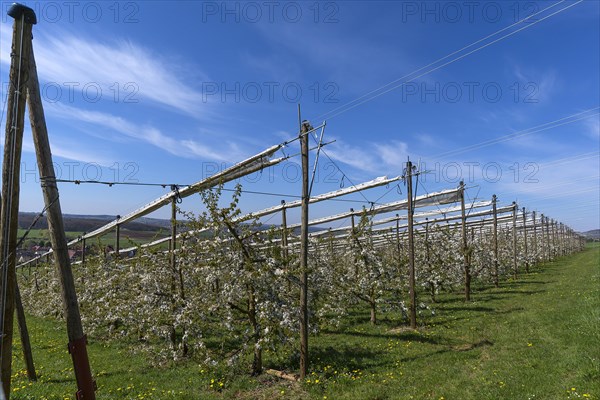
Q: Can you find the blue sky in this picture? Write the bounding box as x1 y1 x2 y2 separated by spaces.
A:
0 0 598 231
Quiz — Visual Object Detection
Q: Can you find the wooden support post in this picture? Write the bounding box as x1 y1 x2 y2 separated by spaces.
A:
560 224 566 256
532 211 537 264
492 195 499 287
298 119 311 380
546 217 552 261
281 201 291 292
114 217 120 259
424 218 430 270
0 7 34 394
281 201 289 264
459 181 470 301
395 214 400 259
26 37 96 399
540 214 546 262
350 209 359 275
81 237 86 266
396 214 402 255
170 198 184 299
551 220 557 258
522 207 528 273
511 202 518 279
15 283 36 381
406 161 417 328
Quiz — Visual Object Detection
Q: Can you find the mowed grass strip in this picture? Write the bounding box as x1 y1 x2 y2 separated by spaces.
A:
10 244 599 399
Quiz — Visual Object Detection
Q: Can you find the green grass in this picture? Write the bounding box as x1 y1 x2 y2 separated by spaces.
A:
9 244 599 399
18 228 170 249
17 229 84 244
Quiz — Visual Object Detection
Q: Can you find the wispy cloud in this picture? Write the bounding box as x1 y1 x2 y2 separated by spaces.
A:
326 138 409 175
583 118 600 140
47 103 243 162
251 21 408 95
20 130 115 166
512 65 559 103
0 24 212 118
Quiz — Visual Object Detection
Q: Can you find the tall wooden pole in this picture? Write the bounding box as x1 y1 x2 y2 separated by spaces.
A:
560 224 566 256
81 237 86 266
170 198 184 299
424 218 430 271
281 201 289 263
532 211 537 264
170 201 176 272
0 6 34 394
522 207 528 273
552 219 559 257
492 195 499 287
280 201 290 291
540 214 547 262
511 202 518 279
546 217 552 261
459 181 470 301
299 119 311 380
406 161 417 328
26 36 96 399
395 214 400 257
114 218 120 259
350 208 361 273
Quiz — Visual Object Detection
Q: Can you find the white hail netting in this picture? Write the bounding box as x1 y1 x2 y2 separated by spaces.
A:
17 144 284 267
288 200 492 231
115 175 406 254
246 175 402 220
305 203 517 245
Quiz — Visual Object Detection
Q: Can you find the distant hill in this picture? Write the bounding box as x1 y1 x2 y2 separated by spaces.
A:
18 213 324 237
18 212 171 233
581 229 600 240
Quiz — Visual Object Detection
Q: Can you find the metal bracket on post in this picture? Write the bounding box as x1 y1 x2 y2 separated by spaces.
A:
67 335 97 399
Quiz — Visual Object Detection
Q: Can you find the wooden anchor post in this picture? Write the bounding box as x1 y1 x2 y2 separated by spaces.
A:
18 3 96 398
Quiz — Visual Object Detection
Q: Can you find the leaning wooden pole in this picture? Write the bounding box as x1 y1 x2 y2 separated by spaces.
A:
14 283 36 381
406 161 417 328
26 32 96 399
0 6 34 395
298 119 311 380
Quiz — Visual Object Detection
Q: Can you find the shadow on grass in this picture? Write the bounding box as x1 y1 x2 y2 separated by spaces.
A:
442 306 496 313
398 339 494 363
489 289 545 295
321 326 446 346
310 345 388 371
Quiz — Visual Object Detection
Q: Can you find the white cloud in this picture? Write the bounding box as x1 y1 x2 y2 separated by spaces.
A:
0 24 212 118
325 138 410 175
20 128 115 166
512 65 558 103
583 118 600 140
46 103 242 162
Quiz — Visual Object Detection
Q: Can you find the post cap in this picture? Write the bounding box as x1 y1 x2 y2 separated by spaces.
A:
7 3 37 24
